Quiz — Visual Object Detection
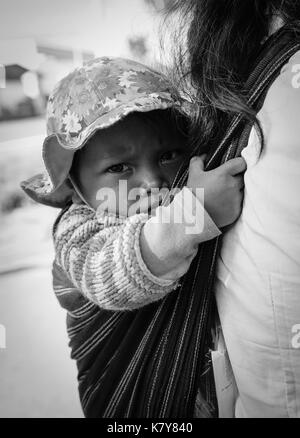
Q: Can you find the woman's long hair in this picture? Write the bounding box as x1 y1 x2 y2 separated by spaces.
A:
164 0 300 153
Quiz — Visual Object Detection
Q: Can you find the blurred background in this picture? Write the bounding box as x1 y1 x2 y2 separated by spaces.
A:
0 0 173 418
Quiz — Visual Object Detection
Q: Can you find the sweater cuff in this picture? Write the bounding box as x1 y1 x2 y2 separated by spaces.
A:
119 215 179 306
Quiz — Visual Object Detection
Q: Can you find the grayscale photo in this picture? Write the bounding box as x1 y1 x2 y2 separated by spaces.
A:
0 0 299 421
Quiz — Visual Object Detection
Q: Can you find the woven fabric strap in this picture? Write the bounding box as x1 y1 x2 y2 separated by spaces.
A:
62 24 300 418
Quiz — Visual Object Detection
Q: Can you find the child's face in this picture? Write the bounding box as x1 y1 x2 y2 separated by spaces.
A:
71 111 191 216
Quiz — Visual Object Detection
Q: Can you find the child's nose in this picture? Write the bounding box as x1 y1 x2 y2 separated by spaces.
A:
137 168 167 193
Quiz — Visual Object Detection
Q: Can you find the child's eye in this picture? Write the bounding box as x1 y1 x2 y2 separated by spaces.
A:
106 164 130 173
160 150 181 164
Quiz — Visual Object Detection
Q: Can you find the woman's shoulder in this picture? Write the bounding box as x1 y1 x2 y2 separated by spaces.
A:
258 49 300 144
280 49 300 87
262 49 300 112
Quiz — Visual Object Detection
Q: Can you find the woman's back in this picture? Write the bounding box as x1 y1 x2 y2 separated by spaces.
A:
215 50 300 417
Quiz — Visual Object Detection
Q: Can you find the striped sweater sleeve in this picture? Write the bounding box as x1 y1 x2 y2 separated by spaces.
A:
53 204 180 311
53 188 221 311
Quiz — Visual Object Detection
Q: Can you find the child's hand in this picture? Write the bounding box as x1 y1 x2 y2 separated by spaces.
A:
187 155 247 228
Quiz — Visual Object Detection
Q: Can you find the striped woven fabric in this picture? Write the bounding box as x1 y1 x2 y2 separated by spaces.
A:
52 24 300 418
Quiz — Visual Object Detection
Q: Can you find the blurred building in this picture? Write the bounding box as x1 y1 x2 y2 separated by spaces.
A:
0 44 94 121
0 0 175 122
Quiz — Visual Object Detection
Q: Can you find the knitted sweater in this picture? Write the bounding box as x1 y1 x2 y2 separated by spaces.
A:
53 187 221 311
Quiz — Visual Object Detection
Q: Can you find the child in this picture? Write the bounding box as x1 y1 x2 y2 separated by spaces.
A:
21 57 245 416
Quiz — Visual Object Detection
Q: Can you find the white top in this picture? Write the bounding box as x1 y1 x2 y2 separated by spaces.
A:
215 50 300 418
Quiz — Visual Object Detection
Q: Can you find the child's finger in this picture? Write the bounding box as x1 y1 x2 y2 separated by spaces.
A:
221 157 247 175
235 174 245 189
189 155 206 172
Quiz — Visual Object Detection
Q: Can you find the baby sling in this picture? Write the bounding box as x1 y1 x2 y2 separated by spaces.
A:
55 24 300 417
